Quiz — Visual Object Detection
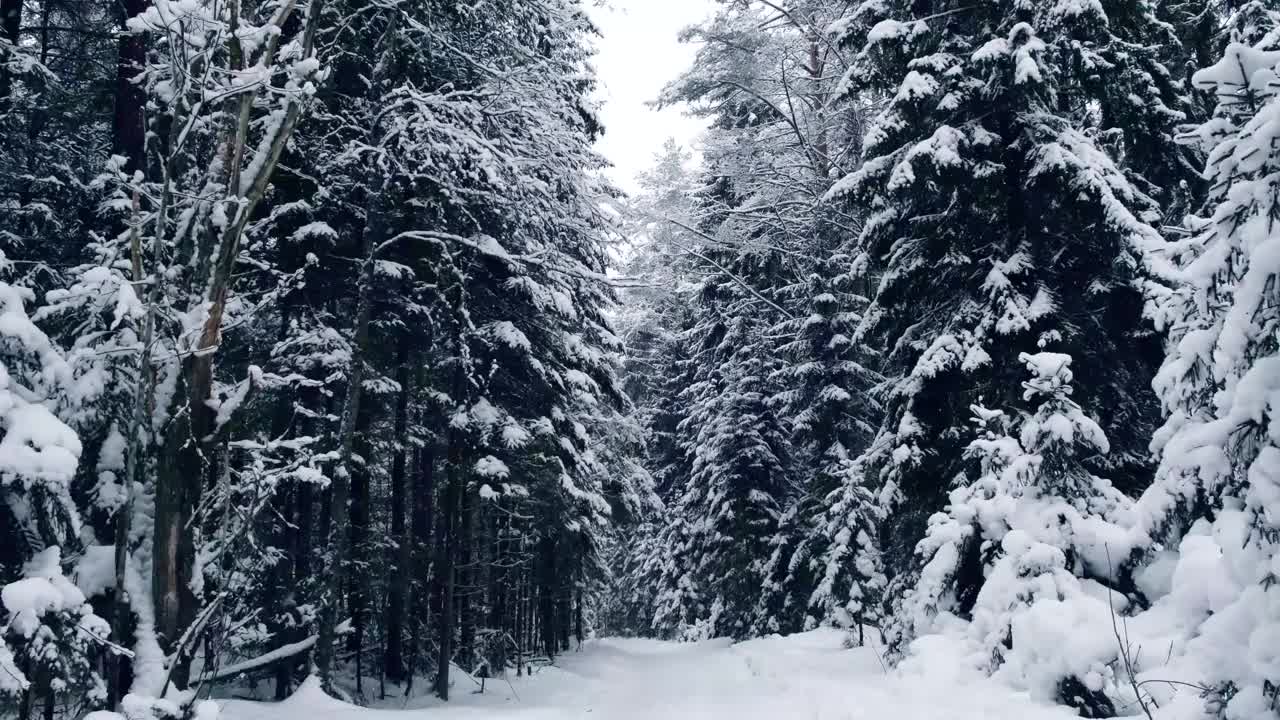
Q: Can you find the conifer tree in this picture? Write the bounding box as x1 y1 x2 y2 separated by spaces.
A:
830 0 1173 570
650 307 793 640
1133 21 1280 715
893 353 1132 711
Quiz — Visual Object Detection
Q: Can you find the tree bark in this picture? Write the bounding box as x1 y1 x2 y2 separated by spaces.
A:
410 445 434 677
0 0 20 113
347 398 373 696
314 172 383 686
385 338 412 682
458 484 475 672
152 399 201 686
433 419 464 700
112 0 148 176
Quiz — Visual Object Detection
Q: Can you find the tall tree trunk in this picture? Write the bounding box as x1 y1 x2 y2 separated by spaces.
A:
487 510 506 673
314 172 384 686
806 30 828 179
432 440 463 696
288 433 314 684
514 560 524 676
112 0 148 176
457 485 475 672
574 586 583 648
0 0 20 113
266 310 299 701
152 398 201 686
434 410 465 700
151 0 323 687
411 445 434 677
538 537 556 660
385 337 412 683
347 398 373 697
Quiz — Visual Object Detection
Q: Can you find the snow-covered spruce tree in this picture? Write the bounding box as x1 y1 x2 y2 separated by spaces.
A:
1128 28 1280 719
1158 1 1280 131
831 0 1170 580
32 232 145 543
651 307 794 640
624 0 888 641
2 548 113 717
1140 4 1280 551
0 265 114 717
897 353 1133 712
1089 0 1204 220
755 260 886 638
0 270 83 561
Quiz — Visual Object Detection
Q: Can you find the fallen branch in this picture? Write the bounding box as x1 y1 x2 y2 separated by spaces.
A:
206 635 318 682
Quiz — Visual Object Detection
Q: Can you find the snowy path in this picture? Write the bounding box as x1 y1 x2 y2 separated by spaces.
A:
220 630 1079 720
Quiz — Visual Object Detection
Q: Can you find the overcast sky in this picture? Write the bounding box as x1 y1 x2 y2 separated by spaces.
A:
588 0 715 194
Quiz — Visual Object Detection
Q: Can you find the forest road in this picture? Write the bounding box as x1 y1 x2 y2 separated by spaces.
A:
220 628 1080 720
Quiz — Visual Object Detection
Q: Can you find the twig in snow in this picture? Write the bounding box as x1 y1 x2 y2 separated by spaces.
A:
1106 545 1154 720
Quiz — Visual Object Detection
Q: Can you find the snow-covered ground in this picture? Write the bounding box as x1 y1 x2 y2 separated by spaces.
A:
220 630 1079 720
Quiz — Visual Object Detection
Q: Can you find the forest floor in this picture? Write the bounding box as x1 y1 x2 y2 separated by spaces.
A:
219 629 1079 720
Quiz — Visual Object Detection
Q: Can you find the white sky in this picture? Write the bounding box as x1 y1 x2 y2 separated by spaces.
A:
588 0 715 195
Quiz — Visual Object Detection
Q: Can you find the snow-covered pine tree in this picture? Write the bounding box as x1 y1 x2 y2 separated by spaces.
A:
0 264 114 716
1089 0 1204 219
651 306 794 640
1158 1 1280 132
756 261 885 637
2 548 113 715
0 268 82 565
830 0 1171 577
622 0 890 641
895 353 1133 711
1141 2 1280 549
1130 20 1280 716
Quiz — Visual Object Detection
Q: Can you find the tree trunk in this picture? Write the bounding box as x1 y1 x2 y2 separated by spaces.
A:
385 337 412 683
347 398 373 696
266 315 301 701
457 484 475 673
411 445 434 677
433 421 464 700
287 440 314 686
150 0 323 688
574 586 583 649
314 172 383 686
487 510 506 673
0 0 20 113
152 395 201 686
807 30 828 178
112 0 148 176
514 561 524 676
538 537 556 660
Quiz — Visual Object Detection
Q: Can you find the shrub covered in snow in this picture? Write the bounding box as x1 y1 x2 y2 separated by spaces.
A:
0 270 84 552
1 547 110 707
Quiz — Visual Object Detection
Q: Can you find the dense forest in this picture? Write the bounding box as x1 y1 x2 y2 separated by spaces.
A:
2 1 1280 720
